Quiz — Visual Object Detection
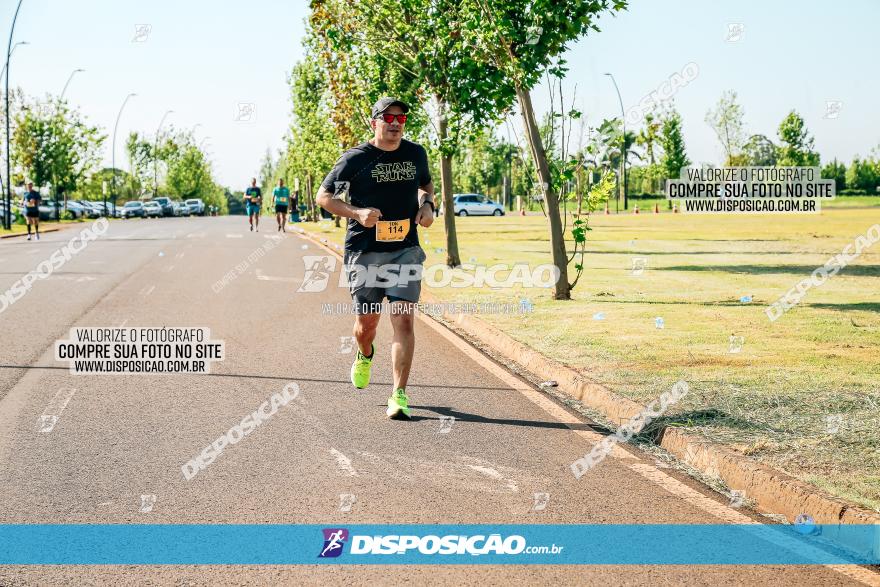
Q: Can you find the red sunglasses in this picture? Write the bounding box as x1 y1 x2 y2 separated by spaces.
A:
377 112 407 124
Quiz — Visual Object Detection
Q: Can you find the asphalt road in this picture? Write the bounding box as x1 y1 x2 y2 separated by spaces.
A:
0 216 874 585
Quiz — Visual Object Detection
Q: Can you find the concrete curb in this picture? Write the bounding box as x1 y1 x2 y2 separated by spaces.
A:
295 227 880 528
0 227 62 239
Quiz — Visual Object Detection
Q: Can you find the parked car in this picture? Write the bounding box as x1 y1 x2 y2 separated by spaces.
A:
185 198 206 216
121 201 146 218
0 201 21 224
451 194 505 216
142 201 163 218
60 200 89 219
74 200 102 218
153 196 176 217
174 200 190 217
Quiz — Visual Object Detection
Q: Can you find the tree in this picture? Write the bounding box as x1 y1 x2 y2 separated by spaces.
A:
846 157 878 194
259 148 276 195
705 90 746 165
12 97 105 206
776 110 819 167
636 112 663 194
460 0 628 299
334 0 516 267
821 158 846 192
742 134 777 167
659 106 690 185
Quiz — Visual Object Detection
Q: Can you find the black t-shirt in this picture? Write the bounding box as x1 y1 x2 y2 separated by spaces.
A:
321 139 431 253
245 187 261 203
24 191 41 208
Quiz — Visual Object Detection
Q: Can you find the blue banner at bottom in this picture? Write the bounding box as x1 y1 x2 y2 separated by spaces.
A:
0 524 877 565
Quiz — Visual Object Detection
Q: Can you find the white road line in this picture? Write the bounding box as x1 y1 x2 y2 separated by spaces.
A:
329 448 358 477
36 387 77 433
140 285 155 297
117 318 129 328
226 234 243 239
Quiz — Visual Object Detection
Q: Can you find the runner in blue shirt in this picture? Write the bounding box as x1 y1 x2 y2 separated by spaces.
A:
244 178 262 232
273 179 290 233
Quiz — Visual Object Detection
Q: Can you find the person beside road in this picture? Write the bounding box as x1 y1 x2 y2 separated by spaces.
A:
244 178 262 232
273 179 290 232
22 182 41 241
316 97 435 420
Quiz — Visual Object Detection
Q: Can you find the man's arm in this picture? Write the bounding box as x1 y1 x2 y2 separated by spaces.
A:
415 181 435 227
316 187 382 228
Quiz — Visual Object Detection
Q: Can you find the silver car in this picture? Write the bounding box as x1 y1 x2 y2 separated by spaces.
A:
452 194 504 216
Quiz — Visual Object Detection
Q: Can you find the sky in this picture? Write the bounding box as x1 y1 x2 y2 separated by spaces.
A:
6 0 880 188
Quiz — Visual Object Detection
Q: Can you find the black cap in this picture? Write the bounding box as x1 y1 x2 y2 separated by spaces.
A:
371 97 410 119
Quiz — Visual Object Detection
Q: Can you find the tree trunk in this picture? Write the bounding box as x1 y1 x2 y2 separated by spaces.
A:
575 154 584 217
306 173 316 221
437 100 461 267
515 84 571 300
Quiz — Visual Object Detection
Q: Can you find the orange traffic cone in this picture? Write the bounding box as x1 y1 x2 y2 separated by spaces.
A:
634 205 640 214
673 203 679 214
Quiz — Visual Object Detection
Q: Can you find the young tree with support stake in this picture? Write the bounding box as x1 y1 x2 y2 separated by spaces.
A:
459 0 628 300
330 0 515 267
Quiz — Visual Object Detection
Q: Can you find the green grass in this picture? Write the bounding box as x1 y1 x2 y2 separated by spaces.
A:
302 199 880 511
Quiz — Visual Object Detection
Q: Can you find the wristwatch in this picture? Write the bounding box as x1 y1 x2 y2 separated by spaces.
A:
422 200 435 213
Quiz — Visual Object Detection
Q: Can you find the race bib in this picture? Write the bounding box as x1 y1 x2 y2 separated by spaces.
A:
375 219 410 242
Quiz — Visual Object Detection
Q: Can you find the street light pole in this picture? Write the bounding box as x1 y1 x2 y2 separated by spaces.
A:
604 72 628 211
59 68 85 101
4 0 25 230
153 110 173 198
0 41 27 213
111 93 137 217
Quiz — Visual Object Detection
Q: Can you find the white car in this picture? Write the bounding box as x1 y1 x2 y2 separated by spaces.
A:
186 198 206 216
142 201 163 218
451 194 504 216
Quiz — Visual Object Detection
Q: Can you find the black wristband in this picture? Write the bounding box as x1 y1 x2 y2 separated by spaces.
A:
423 200 435 213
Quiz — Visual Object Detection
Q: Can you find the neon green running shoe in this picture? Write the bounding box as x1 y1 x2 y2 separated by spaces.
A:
386 388 411 420
350 343 374 389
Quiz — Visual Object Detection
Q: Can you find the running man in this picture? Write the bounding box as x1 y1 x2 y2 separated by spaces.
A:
316 97 435 420
273 178 290 232
244 178 262 232
22 182 41 241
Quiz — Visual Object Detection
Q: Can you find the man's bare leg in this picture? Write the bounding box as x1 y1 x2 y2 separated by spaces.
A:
353 313 380 357
389 302 415 390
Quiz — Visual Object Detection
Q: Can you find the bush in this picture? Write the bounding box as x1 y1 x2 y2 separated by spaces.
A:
60 210 76 221
838 189 868 196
